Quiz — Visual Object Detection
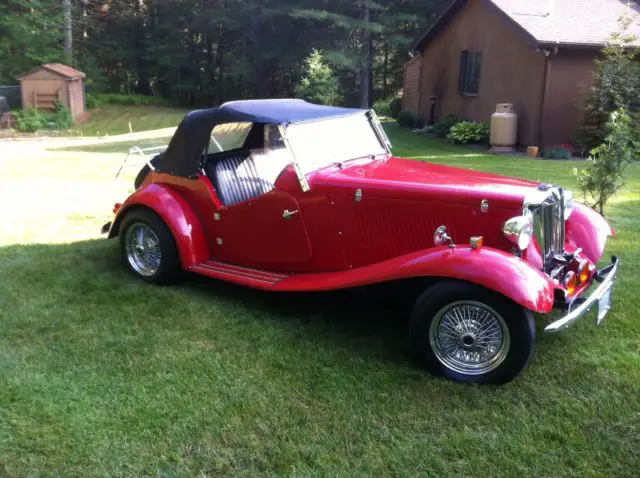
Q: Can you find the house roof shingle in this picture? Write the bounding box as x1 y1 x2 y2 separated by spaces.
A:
18 63 86 80
491 0 640 46
414 0 640 50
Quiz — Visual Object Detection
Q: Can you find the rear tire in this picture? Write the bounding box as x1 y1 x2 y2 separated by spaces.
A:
119 209 182 285
409 280 535 385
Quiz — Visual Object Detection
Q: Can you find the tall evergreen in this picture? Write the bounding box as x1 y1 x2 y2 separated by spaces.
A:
0 0 444 106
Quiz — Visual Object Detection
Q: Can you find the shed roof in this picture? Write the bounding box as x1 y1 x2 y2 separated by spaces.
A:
18 63 86 80
413 0 640 51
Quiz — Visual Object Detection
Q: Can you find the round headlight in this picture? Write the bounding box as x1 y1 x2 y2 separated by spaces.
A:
564 190 573 220
503 213 533 250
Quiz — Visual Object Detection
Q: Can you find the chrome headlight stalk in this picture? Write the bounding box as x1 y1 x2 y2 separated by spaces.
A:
503 212 534 251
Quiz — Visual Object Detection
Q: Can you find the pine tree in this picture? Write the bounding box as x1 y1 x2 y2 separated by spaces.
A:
295 49 341 105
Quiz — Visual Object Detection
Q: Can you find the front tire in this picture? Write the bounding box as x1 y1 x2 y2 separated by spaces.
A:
409 281 535 385
119 209 182 284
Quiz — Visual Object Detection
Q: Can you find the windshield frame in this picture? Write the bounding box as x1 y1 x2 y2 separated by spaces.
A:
281 111 391 178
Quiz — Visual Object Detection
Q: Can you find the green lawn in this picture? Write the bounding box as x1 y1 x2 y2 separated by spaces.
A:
0 120 639 476
55 138 174 154
79 104 188 136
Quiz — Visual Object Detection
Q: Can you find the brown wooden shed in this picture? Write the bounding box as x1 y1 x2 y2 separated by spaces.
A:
18 63 86 121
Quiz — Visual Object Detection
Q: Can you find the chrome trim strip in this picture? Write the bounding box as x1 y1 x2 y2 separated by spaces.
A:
544 257 619 333
194 260 289 283
192 265 286 285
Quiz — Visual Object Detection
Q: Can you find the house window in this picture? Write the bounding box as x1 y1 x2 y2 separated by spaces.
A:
458 51 482 95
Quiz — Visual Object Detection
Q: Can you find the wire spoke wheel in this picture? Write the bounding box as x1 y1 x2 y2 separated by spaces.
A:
125 222 162 277
428 300 510 375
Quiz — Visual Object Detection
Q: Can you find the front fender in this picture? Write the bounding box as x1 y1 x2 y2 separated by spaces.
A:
109 183 210 267
566 202 614 264
276 245 555 313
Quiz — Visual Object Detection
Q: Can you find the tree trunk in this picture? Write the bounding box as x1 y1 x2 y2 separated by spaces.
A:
134 0 152 95
82 0 87 40
216 30 225 103
251 0 265 98
360 1 372 109
63 0 73 62
383 42 389 99
213 0 227 103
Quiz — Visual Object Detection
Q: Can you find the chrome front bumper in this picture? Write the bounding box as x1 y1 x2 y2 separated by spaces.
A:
544 256 620 333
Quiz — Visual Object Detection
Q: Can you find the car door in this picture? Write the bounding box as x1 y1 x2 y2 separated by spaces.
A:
212 189 312 268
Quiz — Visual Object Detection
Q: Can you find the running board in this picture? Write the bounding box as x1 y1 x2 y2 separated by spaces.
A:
190 260 289 287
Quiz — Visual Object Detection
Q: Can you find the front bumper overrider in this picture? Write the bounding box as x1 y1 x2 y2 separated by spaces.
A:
544 256 620 333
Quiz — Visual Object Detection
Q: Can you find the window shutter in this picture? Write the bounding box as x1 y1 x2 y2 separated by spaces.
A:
458 51 468 94
468 52 482 94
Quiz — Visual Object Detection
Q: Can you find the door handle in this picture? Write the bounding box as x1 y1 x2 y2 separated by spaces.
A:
282 209 299 219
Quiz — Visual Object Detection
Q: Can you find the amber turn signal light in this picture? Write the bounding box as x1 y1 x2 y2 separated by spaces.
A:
564 271 577 295
470 236 483 250
577 260 590 284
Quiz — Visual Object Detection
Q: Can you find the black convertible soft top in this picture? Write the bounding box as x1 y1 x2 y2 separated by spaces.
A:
157 99 367 177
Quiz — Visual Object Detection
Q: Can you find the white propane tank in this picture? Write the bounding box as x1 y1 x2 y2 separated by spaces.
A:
490 103 518 152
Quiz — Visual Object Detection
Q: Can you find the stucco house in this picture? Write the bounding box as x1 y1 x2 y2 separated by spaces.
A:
403 0 640 147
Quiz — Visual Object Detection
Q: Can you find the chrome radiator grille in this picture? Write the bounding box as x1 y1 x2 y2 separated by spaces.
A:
529 187 565 263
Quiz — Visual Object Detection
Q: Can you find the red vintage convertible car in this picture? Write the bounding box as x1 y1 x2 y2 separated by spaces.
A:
103 99 619 384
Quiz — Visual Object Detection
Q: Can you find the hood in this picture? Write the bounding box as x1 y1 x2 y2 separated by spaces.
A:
314 156 539 209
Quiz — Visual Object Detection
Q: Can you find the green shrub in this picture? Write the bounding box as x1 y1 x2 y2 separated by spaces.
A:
53 101 73 128
94 93 172 106
374 96 402 118
373 98 391 117
389 97 402 118
12 103 73 132
85 93 100 109
397 110 422 128
433 114 463 137
447 121 490 144
574 108 637 215
13 108 49 132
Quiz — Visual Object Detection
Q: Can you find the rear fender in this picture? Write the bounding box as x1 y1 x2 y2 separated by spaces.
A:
276 245 555 313
109 184 210 267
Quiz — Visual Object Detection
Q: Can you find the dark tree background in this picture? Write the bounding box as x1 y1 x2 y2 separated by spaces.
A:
0 0 446 107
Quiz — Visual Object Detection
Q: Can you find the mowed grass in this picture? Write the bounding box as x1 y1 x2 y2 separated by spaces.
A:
79 104 188 136
55 138 174 154
0 119 639 476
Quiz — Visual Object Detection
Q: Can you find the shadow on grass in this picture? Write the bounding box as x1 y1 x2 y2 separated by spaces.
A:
0 238 416 370
4 228 623 380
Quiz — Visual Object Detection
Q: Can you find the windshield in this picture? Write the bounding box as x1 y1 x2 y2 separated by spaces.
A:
285 113 387 174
